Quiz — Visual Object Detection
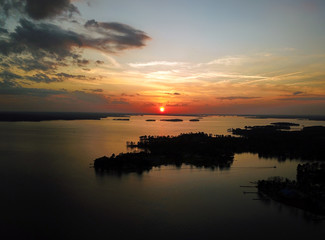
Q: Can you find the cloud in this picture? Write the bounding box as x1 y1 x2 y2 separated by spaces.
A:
0 18 150 60
0 70 23 81
111 100 130 105
216 96 261 101
0 70 95 88
84 19 150 52
207 57 245 66
166 103 188 107
0 80 108 105
0 19 83 59
129 61 184 68
277 97 325 101
0 85 67 96
25 0 79 20
293 91 304 95
87 88 103 93
0 0 79 22
56 72 86 79
76 59 90 66
26 73 63 83
0 27 8 34
165 92 181 95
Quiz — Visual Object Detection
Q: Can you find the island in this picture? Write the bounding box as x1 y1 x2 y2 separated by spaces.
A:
113 118 130 121
189 119 200 122
146 119 156 121
94 132 234 174
94 125 325 174
160 119 183 122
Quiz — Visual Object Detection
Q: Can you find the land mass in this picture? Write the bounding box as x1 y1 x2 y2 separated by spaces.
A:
94 125 325 174
258 162 325 216
0 112 127 122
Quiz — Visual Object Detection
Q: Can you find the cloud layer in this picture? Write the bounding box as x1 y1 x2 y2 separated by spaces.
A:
0 0 151 111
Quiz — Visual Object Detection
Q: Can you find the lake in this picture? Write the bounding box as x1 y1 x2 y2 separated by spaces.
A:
1 115 325 239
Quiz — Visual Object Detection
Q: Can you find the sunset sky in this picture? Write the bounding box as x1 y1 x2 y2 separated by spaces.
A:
0 0 325 114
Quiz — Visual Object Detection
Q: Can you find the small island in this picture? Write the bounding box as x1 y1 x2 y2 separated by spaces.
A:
189 119 200 122
160 119 183 122
113 118 130 121
146 119 156 122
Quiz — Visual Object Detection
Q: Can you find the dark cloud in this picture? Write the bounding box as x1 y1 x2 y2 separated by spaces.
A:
0 0 24 24
293 91 304 95
56 72 96 81
166 103 188 107
0 81 108 105
71 90 108 104
0 18 150 62
85 88 103 93
0 28 8 34
56 72 86 79
0 0 78 22
0 85 67 96
84 19 150 52
166 92 181 95
277 97 325 101
26 73 62 83
121 93 135 97
0 19 83 59
0 71 22 92
216 96 261 100
0 1 150 109
25 0 79 20
77 59 90 66
0 70 94 87
142 102 156 107
0 70 23 81
10 57 59 71
111 100 130 105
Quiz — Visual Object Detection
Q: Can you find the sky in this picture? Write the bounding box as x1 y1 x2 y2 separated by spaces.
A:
0 0 325 115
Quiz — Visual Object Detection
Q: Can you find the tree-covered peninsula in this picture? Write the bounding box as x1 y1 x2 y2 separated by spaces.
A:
94 125 325 174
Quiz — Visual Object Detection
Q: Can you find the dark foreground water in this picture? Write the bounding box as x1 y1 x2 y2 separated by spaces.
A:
1 115 324 239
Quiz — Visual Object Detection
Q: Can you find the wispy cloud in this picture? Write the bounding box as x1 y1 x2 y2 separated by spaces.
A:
129 61 185 68
216 96 261 101
206 57 246 66
277 96 325 101
293 91 304 95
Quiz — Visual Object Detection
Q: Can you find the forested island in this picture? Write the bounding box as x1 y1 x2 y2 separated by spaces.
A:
94 124 325 174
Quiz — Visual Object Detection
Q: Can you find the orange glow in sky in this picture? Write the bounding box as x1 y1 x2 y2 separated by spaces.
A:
160 106 165 113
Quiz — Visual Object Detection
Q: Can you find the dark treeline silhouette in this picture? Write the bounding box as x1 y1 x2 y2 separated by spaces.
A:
0 112 128 121
95 132 234 174
94 125 325 174
113 118 130 121
242 114 325 121
160 119 183 122
258 162 325 216
232 125 325 160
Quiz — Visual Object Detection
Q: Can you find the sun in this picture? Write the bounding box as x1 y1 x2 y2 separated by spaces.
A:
160 106 165 113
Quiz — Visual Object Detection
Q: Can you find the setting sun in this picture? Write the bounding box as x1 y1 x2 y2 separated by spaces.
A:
160 107 165 113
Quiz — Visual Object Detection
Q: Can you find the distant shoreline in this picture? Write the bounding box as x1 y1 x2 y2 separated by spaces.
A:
0 112 325 122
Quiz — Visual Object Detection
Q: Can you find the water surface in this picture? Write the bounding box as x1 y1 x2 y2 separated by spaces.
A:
1 115 324 239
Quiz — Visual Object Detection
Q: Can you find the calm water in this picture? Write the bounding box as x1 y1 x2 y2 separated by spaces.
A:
1 115 325 239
